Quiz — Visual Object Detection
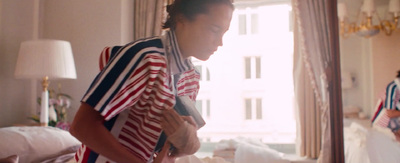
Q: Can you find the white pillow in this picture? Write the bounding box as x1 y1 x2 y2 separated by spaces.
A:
0 126 80 163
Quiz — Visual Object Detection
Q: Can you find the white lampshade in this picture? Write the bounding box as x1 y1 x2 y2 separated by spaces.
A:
15 39 77 126
361 0 375 17
389 0 400 16
15 39 77 80
337 3 348 21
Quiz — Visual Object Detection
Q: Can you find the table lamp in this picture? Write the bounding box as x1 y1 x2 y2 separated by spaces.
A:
14 39 77 126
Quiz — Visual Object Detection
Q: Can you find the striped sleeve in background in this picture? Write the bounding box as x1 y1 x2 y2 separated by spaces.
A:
385 81 398 110
374 109 390 128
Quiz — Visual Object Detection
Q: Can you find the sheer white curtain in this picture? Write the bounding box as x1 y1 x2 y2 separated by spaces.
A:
293 17 322 158
292 0 344 162
133 0 166 40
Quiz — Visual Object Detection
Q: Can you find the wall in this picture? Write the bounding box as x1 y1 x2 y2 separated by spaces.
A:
0 0 39 127
0 0 133 127
339 0 400 116
41 0 134 122
372 30 400 103
340 34 374 116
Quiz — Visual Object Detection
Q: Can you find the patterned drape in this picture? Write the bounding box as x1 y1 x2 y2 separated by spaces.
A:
293 13 322 158
133 0 169 40
292 0 344 162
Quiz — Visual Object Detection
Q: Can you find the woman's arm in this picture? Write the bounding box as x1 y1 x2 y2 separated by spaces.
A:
386 109 400 118
69 102 144 163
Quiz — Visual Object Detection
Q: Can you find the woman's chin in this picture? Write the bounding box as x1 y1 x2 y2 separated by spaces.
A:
195 55 211 61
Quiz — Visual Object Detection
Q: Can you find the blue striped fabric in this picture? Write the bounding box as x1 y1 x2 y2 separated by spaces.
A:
75 30 201 163
384 80 400 110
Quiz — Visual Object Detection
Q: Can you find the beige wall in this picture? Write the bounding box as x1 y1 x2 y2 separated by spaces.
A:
340 35 374 116
0 0 38 127
0 0 133 127
372 31 400 104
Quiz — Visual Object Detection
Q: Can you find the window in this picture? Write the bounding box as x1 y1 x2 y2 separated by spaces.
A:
196 99 211 119
244 56 261 79
194 1 295 158
195 65 210 81
251 13 259 34
237 9 259 35
238 14 247 35
289 10 293 32
245 98 262 120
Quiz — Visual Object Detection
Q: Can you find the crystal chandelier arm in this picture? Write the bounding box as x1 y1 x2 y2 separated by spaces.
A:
340 21 357 38
380 16 399 36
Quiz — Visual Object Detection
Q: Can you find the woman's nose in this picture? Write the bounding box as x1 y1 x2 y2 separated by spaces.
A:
216 36 223 47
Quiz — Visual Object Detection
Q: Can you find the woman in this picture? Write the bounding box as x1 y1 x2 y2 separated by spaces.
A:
69 0 234 163
385 70 400 137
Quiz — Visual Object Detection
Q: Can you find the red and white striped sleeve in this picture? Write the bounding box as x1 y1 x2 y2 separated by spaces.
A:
82 39 174 120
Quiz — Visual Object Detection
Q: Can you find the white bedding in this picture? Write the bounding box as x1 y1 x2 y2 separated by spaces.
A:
344 121 400 163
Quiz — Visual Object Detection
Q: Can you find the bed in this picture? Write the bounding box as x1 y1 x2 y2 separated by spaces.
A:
0 126 306 163
0 126 81 163
176 137 316 163
6 121 396 163
343 118 400 163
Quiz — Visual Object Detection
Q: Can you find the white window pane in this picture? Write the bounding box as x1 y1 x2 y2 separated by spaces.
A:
245 99 252 119
251 13 259 34
256 57 261 79
245 57 251 79
206 100 210 118
238 14 247 35
196 100 203 115
256 98 262 119
206 68 210 81
195 65 202 80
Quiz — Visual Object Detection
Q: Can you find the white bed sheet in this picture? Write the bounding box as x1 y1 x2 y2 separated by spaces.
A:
344 121 400 163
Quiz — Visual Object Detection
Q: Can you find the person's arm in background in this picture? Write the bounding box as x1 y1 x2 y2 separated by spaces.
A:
70 102 145 163
384 81 400 118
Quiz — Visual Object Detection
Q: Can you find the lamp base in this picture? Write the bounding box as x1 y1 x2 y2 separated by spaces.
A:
40 77 49 127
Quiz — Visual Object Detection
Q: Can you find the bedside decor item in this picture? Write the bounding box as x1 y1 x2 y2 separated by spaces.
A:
14 39 77 127
31 84 73 129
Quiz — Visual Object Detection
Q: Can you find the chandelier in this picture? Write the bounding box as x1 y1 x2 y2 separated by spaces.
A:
338 0 400 38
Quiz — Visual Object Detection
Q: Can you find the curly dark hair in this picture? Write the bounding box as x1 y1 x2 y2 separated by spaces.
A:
162 0 234 29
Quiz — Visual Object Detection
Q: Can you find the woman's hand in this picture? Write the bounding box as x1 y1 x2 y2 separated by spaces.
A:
160 108 185 136
386 109 400 118
153 141 177 163
160 108 198 135
159 108 200 157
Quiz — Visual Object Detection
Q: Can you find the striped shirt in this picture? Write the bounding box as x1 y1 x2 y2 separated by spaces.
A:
384 78 400 110
75 30 200 163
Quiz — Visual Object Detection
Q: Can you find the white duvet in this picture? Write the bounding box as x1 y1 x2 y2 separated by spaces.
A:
344 122 400 163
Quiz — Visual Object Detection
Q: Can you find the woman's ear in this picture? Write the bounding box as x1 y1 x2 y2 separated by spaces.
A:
175 14 183 23
175 14 189 27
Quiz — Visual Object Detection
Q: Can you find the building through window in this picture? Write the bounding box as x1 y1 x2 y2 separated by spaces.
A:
194 0 295 157
245 98 262 120
244 56 261 79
